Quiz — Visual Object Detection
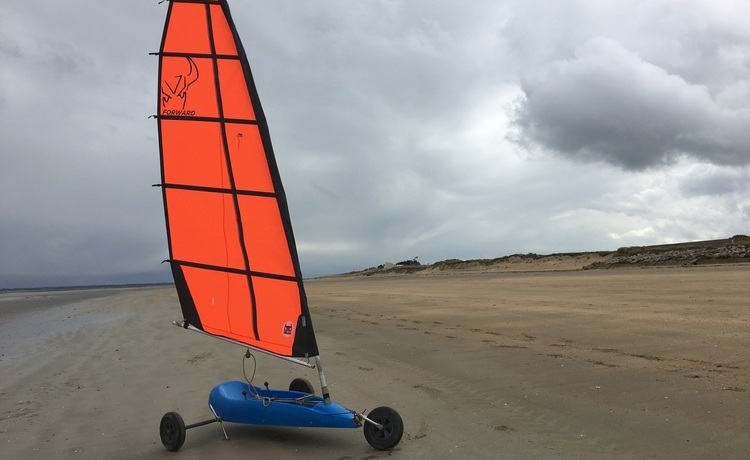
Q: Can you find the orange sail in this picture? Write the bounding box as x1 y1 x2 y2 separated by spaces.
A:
156 0 318 358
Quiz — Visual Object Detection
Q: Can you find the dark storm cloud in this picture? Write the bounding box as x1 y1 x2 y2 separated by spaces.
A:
513 38 750 170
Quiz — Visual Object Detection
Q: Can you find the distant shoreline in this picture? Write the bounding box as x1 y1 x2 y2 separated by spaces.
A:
0 282 173 294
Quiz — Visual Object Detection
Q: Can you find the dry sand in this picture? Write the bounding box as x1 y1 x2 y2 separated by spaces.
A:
1 265 749 459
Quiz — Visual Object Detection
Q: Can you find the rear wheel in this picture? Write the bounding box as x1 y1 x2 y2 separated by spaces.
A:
363 406 403 450
160 411 186 451
289 377 315 394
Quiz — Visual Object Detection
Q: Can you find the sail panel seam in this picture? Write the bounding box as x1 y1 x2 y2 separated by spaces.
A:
205 1 261 341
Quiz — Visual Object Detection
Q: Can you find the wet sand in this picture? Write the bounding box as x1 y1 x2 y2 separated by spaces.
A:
1 265 748 459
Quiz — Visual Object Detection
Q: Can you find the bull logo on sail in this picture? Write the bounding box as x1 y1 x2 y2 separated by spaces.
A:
283 321 294 337
161 57 199 116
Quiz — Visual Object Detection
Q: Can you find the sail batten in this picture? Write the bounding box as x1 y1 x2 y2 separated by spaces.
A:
160 183 277 198
168 259 300 282
157 115 260 125
157 0 319 358
157 52 242 59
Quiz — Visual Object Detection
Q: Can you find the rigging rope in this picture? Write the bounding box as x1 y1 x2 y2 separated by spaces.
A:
241 349 314 407
242 349 261 400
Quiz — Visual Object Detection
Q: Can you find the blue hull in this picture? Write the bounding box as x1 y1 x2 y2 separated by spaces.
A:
208 381 359 429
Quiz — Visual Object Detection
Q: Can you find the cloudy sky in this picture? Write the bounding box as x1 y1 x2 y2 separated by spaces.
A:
1 0 749 288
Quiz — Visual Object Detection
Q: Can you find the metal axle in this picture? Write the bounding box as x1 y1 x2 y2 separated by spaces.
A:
184 405 229 441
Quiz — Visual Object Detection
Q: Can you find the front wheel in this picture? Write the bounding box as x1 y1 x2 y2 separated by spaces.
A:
363 406 403 450
160 411 186 451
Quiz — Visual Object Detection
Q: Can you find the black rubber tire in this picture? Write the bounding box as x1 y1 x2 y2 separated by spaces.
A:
363 406 404 450
289 377 315 394
160 411 186 451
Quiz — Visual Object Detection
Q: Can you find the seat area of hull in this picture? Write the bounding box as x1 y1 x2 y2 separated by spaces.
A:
208 380 359 429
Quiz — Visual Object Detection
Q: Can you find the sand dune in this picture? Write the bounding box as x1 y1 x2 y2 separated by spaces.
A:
1 265 749 459
346 235 750 276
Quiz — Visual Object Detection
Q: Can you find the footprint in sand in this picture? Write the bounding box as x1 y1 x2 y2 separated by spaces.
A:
187 352 213 364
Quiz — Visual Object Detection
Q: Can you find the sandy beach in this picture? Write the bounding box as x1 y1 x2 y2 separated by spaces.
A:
1 265 749 459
